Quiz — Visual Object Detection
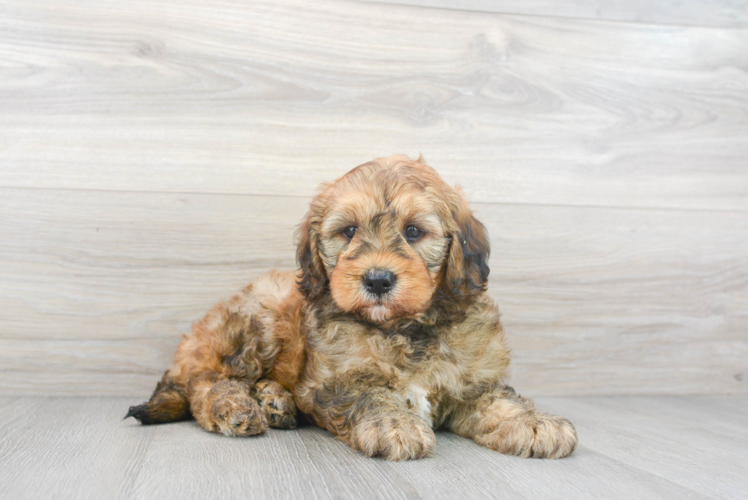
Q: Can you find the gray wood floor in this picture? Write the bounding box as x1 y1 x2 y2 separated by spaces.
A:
1 396 746 500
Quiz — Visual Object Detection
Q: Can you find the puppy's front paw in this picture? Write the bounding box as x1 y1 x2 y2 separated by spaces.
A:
476 412 577 459
531 414 577 459
350 412 435 461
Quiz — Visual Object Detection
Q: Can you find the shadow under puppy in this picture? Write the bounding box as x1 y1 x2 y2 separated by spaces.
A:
126 155 578 461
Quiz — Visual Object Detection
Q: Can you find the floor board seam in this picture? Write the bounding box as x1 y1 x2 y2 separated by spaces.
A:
352 0 748 31
1 184 746 215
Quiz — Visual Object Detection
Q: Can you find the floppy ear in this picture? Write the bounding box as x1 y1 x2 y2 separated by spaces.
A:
442 189 490 301
295 194 329 300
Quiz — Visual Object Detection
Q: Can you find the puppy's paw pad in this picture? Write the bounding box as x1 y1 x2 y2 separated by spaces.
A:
352 412 435 461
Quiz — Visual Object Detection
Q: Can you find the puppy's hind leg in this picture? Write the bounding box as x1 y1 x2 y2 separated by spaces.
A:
127 287 272 436
189 375 267 437
187 376 299 436
126 271 303 436
127 330 268 436
179 309 271 437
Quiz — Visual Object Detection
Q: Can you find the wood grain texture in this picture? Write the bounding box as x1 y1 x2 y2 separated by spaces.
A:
1 187 745 396
544 396 748 498
388 432 710 499
2 397 747 499
358 0 748 28
125 412 418 500
1 0 748 211
1 0 747 398
0 398 156 500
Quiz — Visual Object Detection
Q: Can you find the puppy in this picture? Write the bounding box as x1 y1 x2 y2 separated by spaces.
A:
126 155 578 461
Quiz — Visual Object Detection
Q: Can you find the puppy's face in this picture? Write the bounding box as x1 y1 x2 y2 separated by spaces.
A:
297 156 490 324
321 178 449 323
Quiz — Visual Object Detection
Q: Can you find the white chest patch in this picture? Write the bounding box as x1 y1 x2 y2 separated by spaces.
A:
406 385 433 427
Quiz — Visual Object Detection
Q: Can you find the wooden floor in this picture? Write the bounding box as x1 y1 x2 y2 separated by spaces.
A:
1 396 746 500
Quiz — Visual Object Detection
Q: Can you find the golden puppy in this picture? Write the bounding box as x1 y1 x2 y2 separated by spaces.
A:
126 155 578 461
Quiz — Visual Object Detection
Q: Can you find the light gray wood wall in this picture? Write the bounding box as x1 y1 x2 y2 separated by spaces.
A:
358 0 748 28
0 0 746 396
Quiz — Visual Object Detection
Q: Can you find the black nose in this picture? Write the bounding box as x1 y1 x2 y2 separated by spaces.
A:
363 269 396 296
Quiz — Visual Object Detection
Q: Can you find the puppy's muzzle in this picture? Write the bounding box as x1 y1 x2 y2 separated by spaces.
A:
363 269 396 296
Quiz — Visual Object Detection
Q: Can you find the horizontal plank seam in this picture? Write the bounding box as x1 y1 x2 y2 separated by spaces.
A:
0 337 185 342
1 388 744 397
1 184 745 215
2 394 746 401
353 0 748 31
0 369 167 376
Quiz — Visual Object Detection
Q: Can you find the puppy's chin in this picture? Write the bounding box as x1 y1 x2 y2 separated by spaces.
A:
329 285 414 324
363 304 395 323
343 295 430 325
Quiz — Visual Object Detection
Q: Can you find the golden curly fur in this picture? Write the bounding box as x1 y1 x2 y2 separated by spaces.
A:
126 155 578 461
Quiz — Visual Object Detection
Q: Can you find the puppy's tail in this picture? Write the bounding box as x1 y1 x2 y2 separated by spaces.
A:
125 371 192 425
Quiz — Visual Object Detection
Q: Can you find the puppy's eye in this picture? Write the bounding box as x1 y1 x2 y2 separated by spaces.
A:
404 225 424 242
343 226 357 240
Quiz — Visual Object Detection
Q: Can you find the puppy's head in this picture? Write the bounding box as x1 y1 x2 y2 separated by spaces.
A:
297 155 489 324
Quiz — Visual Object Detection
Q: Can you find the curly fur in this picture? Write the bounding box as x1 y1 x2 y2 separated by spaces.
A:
126 155 578 461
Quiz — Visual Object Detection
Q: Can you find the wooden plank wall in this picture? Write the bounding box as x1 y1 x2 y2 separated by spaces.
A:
359 0 748 28
0 0 746 396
